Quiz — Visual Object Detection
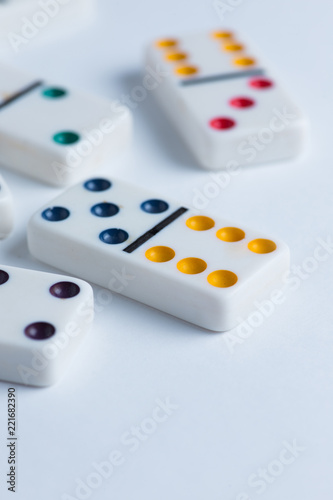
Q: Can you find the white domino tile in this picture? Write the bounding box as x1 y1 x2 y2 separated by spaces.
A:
27 177 290 331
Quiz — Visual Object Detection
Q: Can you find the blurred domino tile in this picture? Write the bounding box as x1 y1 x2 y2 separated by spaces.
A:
146 30 308 169
0 62 132 186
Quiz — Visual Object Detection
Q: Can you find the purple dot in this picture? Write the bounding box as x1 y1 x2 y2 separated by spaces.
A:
49 281 80 299
24 322 56 340
0 270 9 285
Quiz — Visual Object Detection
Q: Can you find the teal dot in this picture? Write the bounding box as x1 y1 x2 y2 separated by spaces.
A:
42 87 67 98
53 131 80 145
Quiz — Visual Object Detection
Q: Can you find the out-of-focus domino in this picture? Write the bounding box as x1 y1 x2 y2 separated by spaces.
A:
0 174 14 239
145 30 308 170
0 0 94 52
27 177 289 332
0 265 94 386
0 63 132 186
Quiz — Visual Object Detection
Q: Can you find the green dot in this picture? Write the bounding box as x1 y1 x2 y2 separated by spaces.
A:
42 88 67 98
53 131 80 145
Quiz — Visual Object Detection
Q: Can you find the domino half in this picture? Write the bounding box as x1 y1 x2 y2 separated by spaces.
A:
0 174 14 239
28 177 289 331
0 265 94 386
146 30 308 170
0 63 132 186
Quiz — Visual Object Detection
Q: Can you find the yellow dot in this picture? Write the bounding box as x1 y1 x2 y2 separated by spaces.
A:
174 65 198 77
248 239 277 254
145 246 175 263
216 227 245 242
155 39 178 49
186 216 215 231
212 30 233 39
223 43 244 52
177 258 207 275
234 57 256 67
165 52 187 62
207 270 238 288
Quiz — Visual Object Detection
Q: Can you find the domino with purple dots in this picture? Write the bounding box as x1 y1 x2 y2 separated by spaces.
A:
27 177 289 332
0 62 132 186
145 30 308 170
0 174 14 239
0 265 94 386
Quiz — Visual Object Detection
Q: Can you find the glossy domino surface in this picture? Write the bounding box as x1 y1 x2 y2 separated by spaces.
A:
28 177 290 331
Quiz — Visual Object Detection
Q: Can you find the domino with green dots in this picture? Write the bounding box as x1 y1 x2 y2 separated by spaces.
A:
0 63 132 186
27 177 290 331
146 30 308 170
0 174 14 239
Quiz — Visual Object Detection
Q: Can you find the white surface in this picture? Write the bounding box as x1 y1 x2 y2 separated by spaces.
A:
27 177 289 331
0 63 132 186
0 174 13 238
0 265 94 386
146 31 307 169
0 0 332 498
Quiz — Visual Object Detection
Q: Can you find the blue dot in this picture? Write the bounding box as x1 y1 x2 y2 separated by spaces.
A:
99 228 129 244
42 206 70 222
91 202 119 218
84 179 111 192
141 199 169 214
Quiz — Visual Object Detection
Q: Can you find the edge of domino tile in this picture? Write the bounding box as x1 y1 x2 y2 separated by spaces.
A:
26 175 290 332
0 264 95 387
145 28 305 90
0 173 14 239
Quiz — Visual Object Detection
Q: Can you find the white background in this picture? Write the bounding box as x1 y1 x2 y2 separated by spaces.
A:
0 0 333 499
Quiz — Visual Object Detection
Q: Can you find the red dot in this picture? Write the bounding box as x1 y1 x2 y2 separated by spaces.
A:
209 117 236 130
229 97 255 108
249 78 273 89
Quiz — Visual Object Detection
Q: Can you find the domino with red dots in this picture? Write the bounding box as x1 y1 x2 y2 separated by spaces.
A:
146 30 308 170
0 62 132 186
0 265 94 386
27 177 289 331
0 174 14 239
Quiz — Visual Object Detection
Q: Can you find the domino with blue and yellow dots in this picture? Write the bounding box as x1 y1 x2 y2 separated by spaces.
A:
0 0 94 51
27 177 289 331
146 30 308 170
0 63 132 186
0 174 13 239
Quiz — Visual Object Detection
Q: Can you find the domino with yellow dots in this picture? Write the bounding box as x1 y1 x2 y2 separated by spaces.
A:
27 177 289 331
146 30 308 170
